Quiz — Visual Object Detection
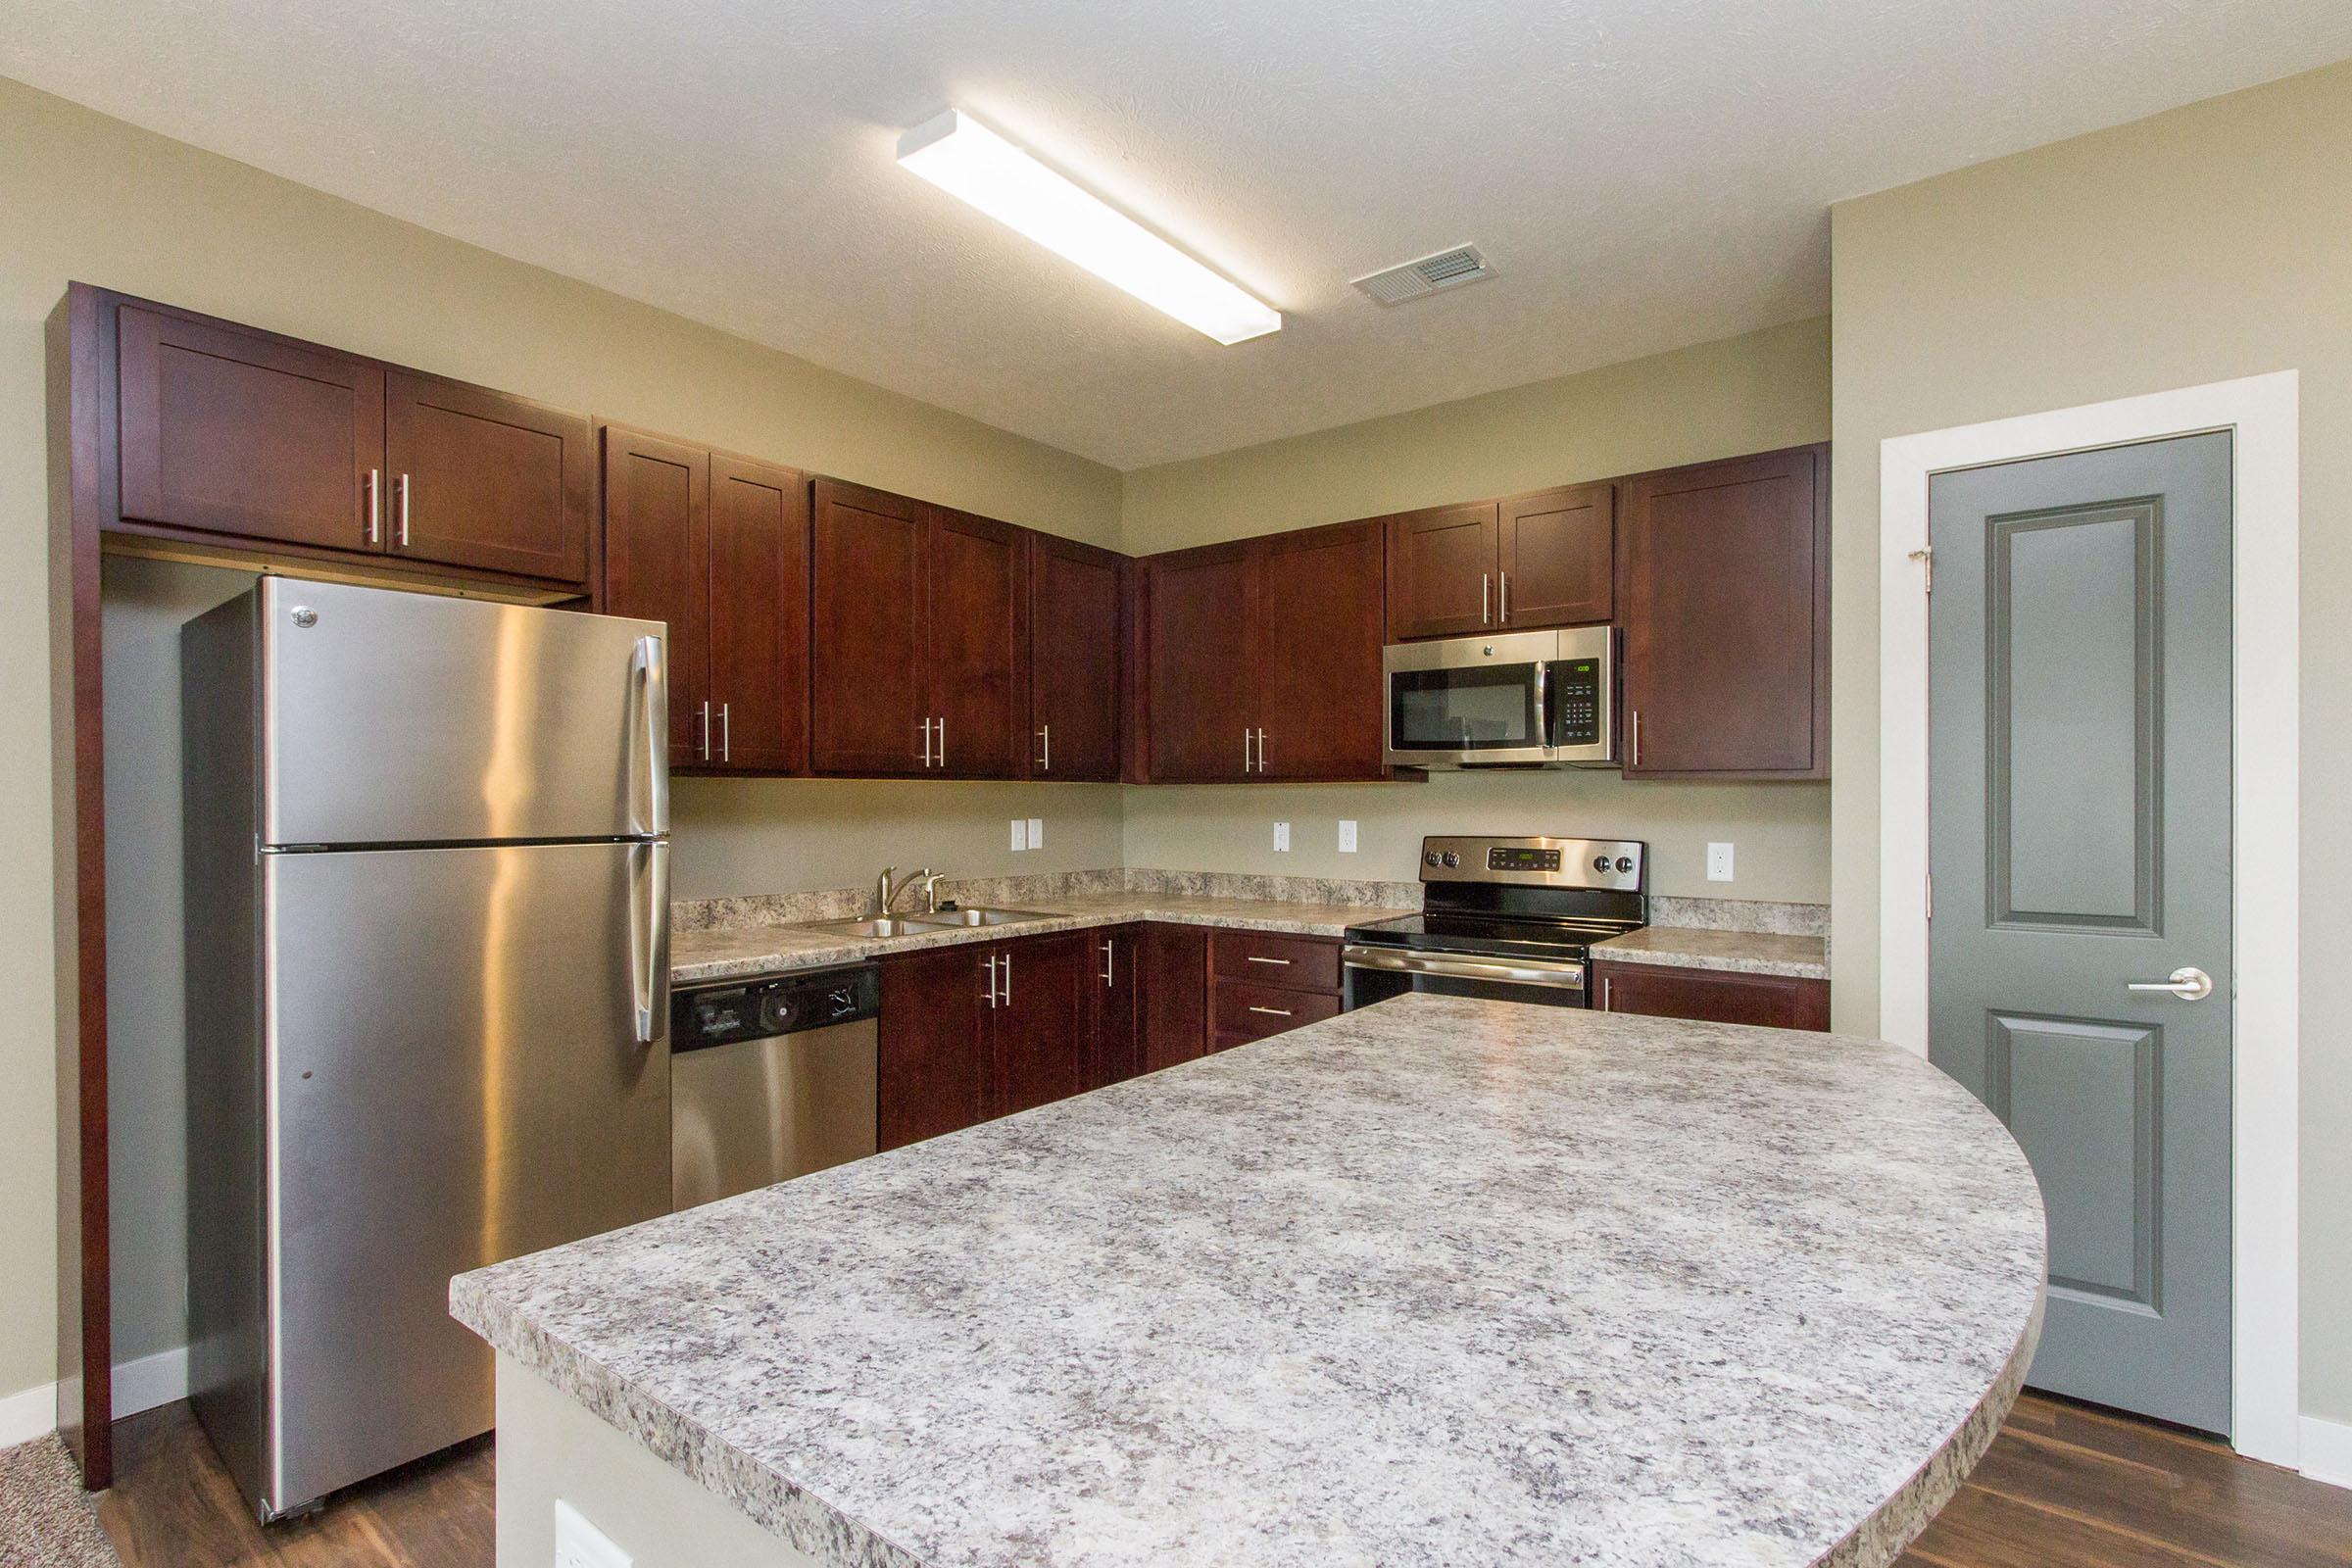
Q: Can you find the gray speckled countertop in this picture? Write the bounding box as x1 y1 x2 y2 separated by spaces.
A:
670 893 1413 984
452 996 2043 1568
1592 927 1831 980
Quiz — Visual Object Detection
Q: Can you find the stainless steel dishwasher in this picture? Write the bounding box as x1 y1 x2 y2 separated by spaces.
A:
670 963 880 1210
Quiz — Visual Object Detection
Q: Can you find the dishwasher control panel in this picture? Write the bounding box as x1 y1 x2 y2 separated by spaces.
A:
672 963 880 1052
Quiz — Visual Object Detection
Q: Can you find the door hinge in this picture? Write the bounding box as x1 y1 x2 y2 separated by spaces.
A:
1909 546 1934 593
1925 871 1934 921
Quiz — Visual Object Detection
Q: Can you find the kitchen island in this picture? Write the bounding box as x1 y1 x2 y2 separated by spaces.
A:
453 997 2044 1568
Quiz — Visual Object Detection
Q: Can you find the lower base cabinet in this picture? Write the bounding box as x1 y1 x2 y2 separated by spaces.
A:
1591 960 1830 1032
1207 931 1343 1050
1139 923 1209 1073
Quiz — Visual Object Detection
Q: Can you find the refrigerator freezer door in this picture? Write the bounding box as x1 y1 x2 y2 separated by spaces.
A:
260 842 670 1512
258 577 666 847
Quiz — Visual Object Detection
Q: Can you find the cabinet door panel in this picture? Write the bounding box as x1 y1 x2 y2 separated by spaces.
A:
1146 544 1257 781
1028 535 1124 780
992 934 1088 1117
116 305 384 553
929 510 1026 780
1213 980 1342 1048
600 428 709 765
879 946 991 1151
1498 482 1613 628
1089 926 1142 1089
1139 923 1209 1072
385 372 593 585
1621 447 1826 777
1385 501 1498 641
810 480 930 776
707 456 810 773
1593 961 1829 1031
1256 520 1386 780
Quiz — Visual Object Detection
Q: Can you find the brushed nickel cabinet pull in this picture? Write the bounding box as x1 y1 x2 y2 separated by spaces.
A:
1247 1004 1294 1018
1245 955 1292 966
364 468 380 545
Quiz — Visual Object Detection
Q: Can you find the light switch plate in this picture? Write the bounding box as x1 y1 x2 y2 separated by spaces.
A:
1707 842 1735 882
1338 819 1357 853
1273 821 1291 853
555 1500 631 1568
1028 817 1044 849
1010 818 1028 852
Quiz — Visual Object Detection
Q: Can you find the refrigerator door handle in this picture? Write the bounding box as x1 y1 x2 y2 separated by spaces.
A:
629 636 668 835
629 841 671 1045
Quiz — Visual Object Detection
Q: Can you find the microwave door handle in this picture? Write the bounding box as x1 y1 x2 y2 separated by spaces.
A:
1533 658 1552 749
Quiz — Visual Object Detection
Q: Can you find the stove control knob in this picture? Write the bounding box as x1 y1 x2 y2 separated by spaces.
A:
1614 856 1636 874
1441 852 1460 868
1592 856 1612 872
1423 852 1442 867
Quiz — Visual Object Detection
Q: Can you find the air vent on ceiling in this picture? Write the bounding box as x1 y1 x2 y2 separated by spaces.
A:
1351 244 1494 306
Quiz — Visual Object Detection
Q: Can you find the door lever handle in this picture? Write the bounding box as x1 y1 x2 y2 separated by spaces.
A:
2126 966 2214 1002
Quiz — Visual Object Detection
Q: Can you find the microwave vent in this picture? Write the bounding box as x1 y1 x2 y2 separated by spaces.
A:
1352 245 1494 306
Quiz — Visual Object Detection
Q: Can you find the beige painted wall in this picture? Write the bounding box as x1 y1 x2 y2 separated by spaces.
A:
0 76 1121 1405
1118 319 1834 900
1829 58 2352 1421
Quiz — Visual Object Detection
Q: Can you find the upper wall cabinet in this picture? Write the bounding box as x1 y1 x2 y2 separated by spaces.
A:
1141 518 1388 783
1027 533 1123 781
105 293 595 591
602 426 808 772
1619 444 1828 778
809 480 1028 779
1385 481 1613 641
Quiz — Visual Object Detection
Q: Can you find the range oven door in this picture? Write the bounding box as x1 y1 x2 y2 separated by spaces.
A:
1342 945 1589 1009
1384 629 1557 767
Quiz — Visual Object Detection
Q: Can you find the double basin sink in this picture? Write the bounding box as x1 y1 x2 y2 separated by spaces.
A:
794 907 1058 941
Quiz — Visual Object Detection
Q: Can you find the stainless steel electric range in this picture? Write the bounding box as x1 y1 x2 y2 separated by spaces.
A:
1342 835 1647 1010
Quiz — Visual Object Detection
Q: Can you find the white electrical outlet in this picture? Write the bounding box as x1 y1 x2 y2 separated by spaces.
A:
1010 818 1028 852
1338 819 1358 854
1028 817 1045 849
1707 842 1735 882
555 1500 632 1568
1273 821 1291 853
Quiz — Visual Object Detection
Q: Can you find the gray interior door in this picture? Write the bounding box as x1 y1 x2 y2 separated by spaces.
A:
1929 432 2232 1434
263 841 671 1510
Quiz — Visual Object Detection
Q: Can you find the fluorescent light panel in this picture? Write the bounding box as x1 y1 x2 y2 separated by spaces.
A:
898 109 1280 346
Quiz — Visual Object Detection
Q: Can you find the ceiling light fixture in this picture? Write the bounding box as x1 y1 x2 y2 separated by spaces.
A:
897 108 1281 346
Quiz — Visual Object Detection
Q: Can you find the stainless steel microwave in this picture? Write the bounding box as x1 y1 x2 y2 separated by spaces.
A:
1383 626 1617 768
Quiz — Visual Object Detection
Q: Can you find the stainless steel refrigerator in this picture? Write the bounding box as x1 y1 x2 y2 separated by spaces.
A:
181 577 672 1520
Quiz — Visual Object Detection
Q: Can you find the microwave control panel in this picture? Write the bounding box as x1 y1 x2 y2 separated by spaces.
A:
1552 658 1604 747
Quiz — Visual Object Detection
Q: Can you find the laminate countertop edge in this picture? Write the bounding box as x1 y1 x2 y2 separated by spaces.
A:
1590 927 1831 981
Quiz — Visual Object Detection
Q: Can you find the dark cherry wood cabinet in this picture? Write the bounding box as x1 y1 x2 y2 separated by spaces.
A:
106 293 594 590
990 933 1090 1117
602 428 808 772
1087 925 1144 1089
809 482 1029 779
1384 482 1612 641
384 371 594 583
601 427 709 764
929 508 1028 780
1592 960 1830 1032
1498 482 1614 629
878 945 992 1152
1027 534 1124 781
1384 501 1499 641
115 303 384 555
1207 930 1344 1051
1141 519 1387 783
810 479 931 775
1619 445 1828 778
1139 923 1210 1072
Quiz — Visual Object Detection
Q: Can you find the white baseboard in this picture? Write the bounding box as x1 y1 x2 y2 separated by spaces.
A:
2302 1414 2352 1491
0 1381 57 1448
112 1346 189 1420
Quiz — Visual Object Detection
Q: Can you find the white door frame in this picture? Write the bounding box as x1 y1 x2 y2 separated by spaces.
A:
1877 371 2300 1468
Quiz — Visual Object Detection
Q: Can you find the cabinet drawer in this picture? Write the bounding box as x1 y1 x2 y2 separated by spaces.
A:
1212 981 1341 1046
1592 961 1829 1032
1209 930 1341 994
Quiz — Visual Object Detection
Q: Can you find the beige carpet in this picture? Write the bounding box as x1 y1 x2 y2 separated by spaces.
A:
0 1437 118 1568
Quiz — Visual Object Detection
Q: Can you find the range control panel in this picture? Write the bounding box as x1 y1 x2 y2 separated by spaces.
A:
1418 835 1646 892
672 963 879 1053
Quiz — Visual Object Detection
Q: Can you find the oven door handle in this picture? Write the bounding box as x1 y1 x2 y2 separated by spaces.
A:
1342 946 1586 989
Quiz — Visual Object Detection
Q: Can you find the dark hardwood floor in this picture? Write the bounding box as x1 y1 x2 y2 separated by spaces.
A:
97 1402 493 1568
96 1392 2348 1567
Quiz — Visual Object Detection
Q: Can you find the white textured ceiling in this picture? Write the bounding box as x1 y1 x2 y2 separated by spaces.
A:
7 2 2348 468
